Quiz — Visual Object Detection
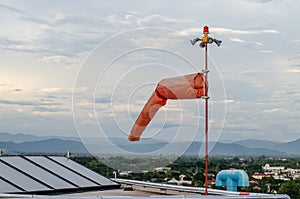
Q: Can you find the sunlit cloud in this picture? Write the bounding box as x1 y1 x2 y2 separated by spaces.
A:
287 69 300 73
259 50 274 53
240 70 274 74
224 99 236 104
179 27 279 36
0 99 60 106
212 27 279 34
261 108 287 113
230 38 246 43
35 55 66 64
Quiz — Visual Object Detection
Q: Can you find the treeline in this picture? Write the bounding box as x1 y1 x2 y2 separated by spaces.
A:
71 155 300 198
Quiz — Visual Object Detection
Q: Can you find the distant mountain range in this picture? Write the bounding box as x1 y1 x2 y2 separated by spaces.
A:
0 139 88 154
0 132 80 143
0 132 299 156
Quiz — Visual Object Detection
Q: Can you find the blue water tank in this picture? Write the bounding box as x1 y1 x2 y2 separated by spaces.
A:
216 169 249 192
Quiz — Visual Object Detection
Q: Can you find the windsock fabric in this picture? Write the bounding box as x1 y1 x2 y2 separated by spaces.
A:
128 73 208 141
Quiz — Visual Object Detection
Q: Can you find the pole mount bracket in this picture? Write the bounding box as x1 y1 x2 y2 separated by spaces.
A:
201 96 210 99
202 69 209 73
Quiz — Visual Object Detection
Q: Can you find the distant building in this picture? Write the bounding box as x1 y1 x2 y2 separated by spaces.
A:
167 175 192 186
154 167 171 173
252 185 261 191
119 171 133 176
208 179 216 185
292 174 300 180
262 164 284 174
284 168 300 180
253 164 300 180
249 179 258 185
252 172 270 180
167 178 179 185
272 174 289 181
204 173 215 178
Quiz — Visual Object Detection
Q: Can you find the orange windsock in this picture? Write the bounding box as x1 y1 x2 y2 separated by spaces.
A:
128 73 208 141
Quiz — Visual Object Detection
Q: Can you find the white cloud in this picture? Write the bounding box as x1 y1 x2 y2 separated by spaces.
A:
39 87 71 93
287 69 300 73
259 50 274 53
36 55 65 64
178 28 199 36
224 99 236 104
138 14 190 25
230 38 246 43
254 42 263 46
180 27 279 36
240 70 274 74
212 27 279 35
230 38 265 47
262 108 286 113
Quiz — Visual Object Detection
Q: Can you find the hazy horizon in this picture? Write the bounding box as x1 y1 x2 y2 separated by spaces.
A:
1 131 298 144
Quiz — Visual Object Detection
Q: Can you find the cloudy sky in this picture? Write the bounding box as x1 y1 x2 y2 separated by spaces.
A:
1 0 299 145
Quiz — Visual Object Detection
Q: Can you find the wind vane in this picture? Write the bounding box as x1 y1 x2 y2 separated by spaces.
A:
128 26 221 196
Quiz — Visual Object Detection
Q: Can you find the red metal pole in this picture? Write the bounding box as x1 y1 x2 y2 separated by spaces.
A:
204 43 209 196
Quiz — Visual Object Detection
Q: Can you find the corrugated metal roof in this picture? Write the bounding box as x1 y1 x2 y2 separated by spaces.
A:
0 156 119 194
114 178 290 198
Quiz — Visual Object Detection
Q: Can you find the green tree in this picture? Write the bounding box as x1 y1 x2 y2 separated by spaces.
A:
278 180 300 199
192 172 205 187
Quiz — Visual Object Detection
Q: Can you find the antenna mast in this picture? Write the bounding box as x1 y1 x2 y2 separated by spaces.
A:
190 26 221 195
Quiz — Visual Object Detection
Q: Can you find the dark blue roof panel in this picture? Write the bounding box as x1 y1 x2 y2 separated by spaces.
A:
1 156 76 190
0 156 119 194
49 156 119 186
0 161 52 192
25 156 97 188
